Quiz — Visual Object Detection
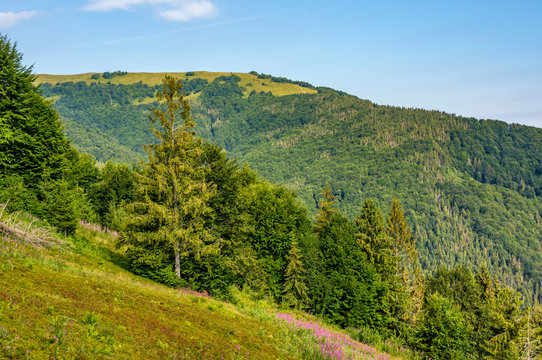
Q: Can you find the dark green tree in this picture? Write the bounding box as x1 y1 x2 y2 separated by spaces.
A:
426 265 526 359
415 293 473 360
355 199 396 278
40 179 84 236
89 161 134 229
314 211 387 329
0 34 94 233
0 34 70 185
236 181 311 299
282 239 309 309
356 199 409 333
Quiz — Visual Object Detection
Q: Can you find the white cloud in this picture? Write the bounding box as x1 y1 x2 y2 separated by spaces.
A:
82 0 174 12
0 11 37 29
83 0 217 21
160 1 217 21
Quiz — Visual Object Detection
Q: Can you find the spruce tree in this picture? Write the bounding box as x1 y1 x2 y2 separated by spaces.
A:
476 263 494 301
356 199 405 331
41 179 80 235
484 277 524 359
0 34 70 184
355 199 395 278
314 182 337 237
122 76 217 279
282 239 309 309
0 34 90 233
386 197 424 321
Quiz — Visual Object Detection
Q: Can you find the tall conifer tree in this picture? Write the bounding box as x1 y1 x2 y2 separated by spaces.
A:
122 76 216 279
314 182 337 237
0 34 70 184
386 197 424 320
282 239 309 309
355 199 395 278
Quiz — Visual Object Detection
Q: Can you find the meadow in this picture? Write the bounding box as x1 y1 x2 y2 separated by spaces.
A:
0 206 406 360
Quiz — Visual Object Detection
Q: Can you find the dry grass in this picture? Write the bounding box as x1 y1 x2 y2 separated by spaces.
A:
0 203 66 249
34 71 318 97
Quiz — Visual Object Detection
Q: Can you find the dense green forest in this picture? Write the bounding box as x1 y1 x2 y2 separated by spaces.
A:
2 33 542 359
38 69 542 306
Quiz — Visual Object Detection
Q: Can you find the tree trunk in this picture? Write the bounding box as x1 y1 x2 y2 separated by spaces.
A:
174 241 181 278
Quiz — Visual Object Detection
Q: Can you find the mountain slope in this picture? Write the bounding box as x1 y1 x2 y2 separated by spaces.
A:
35 72 542 302
0 210 403 360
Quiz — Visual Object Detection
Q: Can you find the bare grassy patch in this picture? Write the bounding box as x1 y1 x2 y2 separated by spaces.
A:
0 203 66 249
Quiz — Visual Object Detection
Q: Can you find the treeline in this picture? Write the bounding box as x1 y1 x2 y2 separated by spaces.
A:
2 35 542 359
249 70 316 89
41 77 209 108
35 73 542 305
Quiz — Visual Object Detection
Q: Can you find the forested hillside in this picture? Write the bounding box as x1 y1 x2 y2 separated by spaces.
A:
37 72 542 304
3 32 542 359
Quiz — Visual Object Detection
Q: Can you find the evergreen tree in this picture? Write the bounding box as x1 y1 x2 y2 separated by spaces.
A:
236 181 311 299
0 34 93 231
484 277 524 360
0 34 70 185
356 199 411 333
425 265 529 359
312 209 390 330
121 76 217 280
386 197 424 321
314 182 337 237
416 293 473 360
355 199 396 279
282 239 309 309
90 161 134 228
41 179 80 236
476 263 494 301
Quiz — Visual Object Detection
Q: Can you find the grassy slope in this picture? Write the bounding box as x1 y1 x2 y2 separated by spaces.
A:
35 71 318 97
0 212 404 360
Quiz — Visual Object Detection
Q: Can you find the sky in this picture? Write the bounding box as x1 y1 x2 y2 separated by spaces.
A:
2 0 542 128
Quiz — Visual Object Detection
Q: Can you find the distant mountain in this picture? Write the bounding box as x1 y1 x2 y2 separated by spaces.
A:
36 71 542 302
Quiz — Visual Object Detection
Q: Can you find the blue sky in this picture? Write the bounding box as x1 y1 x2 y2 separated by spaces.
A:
2 0 542 128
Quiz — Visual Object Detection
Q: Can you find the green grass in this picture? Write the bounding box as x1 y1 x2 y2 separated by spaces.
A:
0 210 403 359
34 71 317 97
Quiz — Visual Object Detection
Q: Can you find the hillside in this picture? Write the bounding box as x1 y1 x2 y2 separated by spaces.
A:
0 208 404 360
35 72 542 303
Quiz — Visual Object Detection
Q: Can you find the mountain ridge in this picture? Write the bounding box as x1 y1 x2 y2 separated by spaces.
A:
35 71 542 303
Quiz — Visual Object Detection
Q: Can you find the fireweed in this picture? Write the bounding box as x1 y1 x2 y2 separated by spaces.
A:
276 313 400 360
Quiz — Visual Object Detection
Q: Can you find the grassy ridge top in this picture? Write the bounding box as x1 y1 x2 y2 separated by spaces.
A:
35 71 318 97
